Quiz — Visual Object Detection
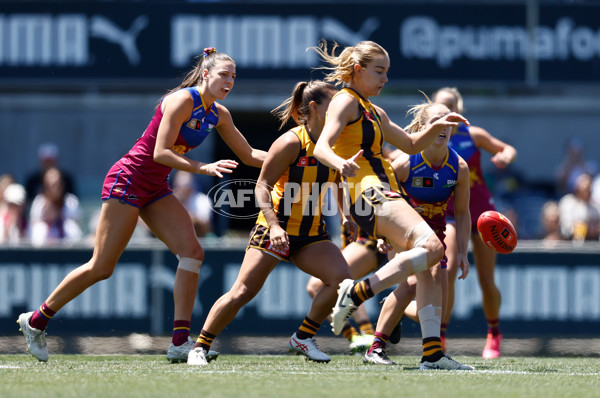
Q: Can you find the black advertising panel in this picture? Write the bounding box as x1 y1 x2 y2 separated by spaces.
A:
538 4 600 82
0 2 598 84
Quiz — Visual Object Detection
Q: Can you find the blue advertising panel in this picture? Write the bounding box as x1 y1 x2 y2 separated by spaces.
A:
1 2 599 83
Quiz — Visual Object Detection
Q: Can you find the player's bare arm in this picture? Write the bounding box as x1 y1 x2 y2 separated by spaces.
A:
469 125 517 169
453 157 471 279
314 93 360 174
215 103 267 167
254 132 301 251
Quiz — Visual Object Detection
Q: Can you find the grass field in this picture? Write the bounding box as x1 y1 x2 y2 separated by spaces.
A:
1 354 598 398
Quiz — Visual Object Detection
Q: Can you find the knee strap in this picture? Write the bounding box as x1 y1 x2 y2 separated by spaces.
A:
409 221 435 249
406 247 428 274
404 221 435 274
176 255 202 274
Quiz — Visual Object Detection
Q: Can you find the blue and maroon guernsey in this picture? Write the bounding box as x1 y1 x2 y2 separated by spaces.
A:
102 87 219 208
115 87 219 183
401 148 460 232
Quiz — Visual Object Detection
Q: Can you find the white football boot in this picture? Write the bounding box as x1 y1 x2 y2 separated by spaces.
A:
17 312 49 362
288 333 331 363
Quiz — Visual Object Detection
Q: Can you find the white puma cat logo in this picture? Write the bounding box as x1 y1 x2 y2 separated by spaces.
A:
90 15 149 65
321 17 380 45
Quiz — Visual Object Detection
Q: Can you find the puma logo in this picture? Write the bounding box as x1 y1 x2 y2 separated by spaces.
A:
90 15 149 65
321 16 380 45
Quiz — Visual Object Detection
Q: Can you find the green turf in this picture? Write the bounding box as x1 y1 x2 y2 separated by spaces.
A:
1 354 598 398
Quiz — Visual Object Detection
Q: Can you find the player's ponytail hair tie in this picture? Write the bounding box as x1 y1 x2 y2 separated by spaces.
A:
203 47 217 57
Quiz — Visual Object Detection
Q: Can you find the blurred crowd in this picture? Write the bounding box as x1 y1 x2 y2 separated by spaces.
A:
548 137 600 244
0 143 81 247
2 138 600 247
0 142 214 247
489 135 600 246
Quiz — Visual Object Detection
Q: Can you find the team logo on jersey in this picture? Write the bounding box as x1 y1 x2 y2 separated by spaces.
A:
297 156 318 167
187 119 202 130
412 177 434 188
443 179 457 188
363 110 377 122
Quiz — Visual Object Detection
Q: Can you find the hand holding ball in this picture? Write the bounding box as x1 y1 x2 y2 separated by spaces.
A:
477 211 517 254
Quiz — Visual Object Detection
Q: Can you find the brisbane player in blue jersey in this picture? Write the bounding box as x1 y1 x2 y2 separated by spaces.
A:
17 48 266 363
433 87 517 359
363 98 472 369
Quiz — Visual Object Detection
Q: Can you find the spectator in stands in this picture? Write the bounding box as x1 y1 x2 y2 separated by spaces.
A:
0 182 28 244
0 174 17 239
25 142 76 201
0 173 15 196
554 136 597 196
558 173 600 242
171 170 213 237
591 173 600 210
540 200 565 244
28 167 82 247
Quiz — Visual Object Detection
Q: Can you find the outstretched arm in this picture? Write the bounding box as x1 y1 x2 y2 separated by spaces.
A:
216 104 267 167
376 104 469 155
470 125 517 169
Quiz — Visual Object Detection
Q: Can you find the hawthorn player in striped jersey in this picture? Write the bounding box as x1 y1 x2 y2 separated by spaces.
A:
188 81 353 365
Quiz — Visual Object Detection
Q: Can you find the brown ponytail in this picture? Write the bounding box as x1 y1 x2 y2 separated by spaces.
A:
272 81 337 130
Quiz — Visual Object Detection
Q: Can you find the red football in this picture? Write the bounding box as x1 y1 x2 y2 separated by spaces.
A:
477 211 518 254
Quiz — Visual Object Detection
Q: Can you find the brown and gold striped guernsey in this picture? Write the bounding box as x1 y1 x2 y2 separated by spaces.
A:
331 88 400 205
256 125 338 236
